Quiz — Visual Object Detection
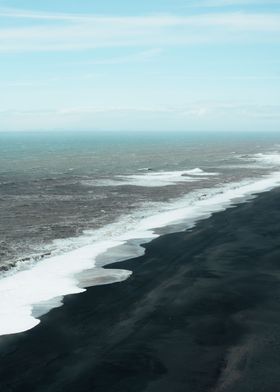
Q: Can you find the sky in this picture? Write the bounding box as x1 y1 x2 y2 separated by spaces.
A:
0 0 280 132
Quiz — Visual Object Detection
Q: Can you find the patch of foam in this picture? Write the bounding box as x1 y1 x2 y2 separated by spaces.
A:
184 168 217 176
84 168 218 187
240 152 280 167
0 241 123 336
1 171 280 336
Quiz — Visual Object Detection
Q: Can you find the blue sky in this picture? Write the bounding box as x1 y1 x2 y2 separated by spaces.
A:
0 0 280 132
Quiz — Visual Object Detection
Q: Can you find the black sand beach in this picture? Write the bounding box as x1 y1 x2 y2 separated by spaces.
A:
1 189 280 392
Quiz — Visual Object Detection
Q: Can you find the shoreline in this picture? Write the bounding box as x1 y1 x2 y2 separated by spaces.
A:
1 188 280 391
2 171 280 336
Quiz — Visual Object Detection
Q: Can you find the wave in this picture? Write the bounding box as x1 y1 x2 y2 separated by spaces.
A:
1 169 280 336
184 168 217 176
239 152 280 167
83 168 218 187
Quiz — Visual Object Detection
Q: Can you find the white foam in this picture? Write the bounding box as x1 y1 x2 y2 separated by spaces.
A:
0 241 123 336
84 168 218 187
240 152 280 167
184 168 217 176
1 171 280 336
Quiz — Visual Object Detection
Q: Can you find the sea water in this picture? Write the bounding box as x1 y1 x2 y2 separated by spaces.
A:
1 130 280 335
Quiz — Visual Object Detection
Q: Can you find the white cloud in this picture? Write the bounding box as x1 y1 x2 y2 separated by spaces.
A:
184 0 280 9
3 102 277 118
193 0 280 7
83 48 163 65
1 103 279 131
0 10 279 52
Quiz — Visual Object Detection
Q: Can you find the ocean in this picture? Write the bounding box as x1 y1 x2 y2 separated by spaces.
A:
1 130 280 336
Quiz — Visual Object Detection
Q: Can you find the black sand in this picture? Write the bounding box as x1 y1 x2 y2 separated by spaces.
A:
1 189 280 391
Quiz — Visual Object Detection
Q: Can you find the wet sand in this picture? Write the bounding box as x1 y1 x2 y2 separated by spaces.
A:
1 189 280 391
